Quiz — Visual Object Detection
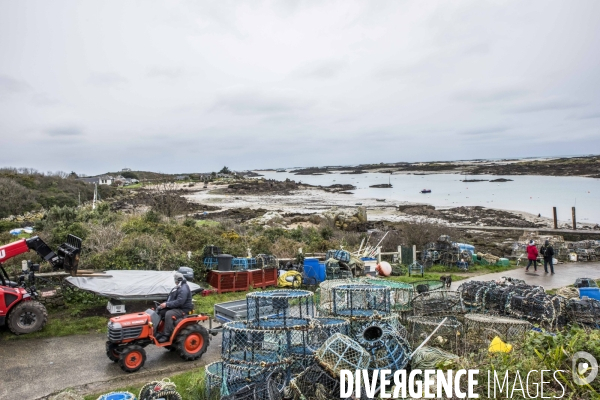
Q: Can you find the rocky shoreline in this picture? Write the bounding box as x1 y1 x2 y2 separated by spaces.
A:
282 155 600 178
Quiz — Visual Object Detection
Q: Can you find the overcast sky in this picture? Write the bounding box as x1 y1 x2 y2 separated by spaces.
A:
1 1 599 175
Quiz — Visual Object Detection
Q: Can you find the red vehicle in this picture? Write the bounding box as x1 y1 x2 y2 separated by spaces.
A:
0 234 81 334
106 304 211 373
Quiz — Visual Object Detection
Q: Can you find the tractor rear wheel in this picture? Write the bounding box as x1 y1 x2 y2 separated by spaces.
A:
105 341 120 362
7 301 48 335
118 345 146 373
175 324 209 361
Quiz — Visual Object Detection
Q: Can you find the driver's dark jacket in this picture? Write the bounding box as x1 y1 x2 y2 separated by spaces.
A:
165 282 193 313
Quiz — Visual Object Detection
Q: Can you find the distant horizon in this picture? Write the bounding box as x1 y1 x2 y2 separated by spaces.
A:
3 153 598 177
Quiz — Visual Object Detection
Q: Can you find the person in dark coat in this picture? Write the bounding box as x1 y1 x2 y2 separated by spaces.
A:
526 240 538 272
540 240 555 274
157 272 193 342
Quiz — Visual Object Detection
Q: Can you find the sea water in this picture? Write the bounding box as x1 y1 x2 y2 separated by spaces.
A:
257 171 600 225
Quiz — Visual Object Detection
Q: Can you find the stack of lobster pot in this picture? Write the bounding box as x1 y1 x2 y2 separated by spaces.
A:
209 289 336 400
330 284 411 371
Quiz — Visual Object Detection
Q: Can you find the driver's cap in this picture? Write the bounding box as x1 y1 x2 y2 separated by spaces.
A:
174 272 184 283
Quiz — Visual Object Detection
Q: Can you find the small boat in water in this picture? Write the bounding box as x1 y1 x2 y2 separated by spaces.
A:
420 189 431 193
376 199 386 202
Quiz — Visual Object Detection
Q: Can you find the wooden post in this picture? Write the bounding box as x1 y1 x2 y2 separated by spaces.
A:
572 207 577 230
412 245 417 264
398 246 402 264
553 207 558 229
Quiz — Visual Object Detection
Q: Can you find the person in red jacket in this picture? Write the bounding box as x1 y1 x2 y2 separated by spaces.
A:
526 240 539 272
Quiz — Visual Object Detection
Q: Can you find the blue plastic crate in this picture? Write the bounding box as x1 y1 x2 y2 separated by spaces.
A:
203 257 218 270
232 257 257 270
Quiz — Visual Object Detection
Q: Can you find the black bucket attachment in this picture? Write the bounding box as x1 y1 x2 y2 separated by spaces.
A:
56 234 82 276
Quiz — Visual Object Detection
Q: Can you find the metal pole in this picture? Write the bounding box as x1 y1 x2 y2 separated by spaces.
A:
572 207 577 230
553 207 557 229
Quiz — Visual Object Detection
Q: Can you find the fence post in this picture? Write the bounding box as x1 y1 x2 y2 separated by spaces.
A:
412 245 417 264
377 247 382 263
572 207 577 230
553 207 558 229
398 246 402 264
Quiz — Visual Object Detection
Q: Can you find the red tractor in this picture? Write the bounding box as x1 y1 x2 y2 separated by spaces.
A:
0 234 81 334
106 304 211 373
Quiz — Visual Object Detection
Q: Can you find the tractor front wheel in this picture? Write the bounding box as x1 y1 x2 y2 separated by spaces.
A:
7 301 48 335
105 341 120 362
175 324 209 361
118 345 146 373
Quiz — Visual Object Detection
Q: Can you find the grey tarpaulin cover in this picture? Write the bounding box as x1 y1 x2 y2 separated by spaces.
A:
65 270 203 301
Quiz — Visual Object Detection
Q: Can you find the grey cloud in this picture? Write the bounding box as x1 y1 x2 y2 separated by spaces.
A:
45 126 84 137
454 88 527 103
32 93 59 106
0 74 31 93
147 67 185 79
296 60 346 79
568 111 600 120
459 126 510 135
211 90 311 115
462 42 491 55
87 72 128 87
506 99 588 113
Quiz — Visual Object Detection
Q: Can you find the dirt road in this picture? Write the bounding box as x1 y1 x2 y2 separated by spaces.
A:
0 320 221 400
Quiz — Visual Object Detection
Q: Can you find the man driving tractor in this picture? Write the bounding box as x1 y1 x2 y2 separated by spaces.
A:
156 272 193 343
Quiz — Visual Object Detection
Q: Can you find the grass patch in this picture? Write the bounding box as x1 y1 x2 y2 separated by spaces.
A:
388 272 467 284
196 220 220 227
83 368 207 400
0 309 107 341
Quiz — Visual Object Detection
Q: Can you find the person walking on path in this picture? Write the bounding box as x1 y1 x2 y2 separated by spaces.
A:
540 240 555 274
526 240 538 272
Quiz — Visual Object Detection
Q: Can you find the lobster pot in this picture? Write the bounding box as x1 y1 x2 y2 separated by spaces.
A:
307 317 350 352
332 284 391 318
366 334 411 372
567 298 600 327
412 290 464 317
206 361 287 400
289 363 369 400
289 354 316 376
507 293 566 328
348 313 407 348
363 278 414 312
246 290 314 329
314 333 371 377
458 281 545 314
457 281 494 311
332 249 351 263
206 361 264 399
464 314 532 353
411 280 444 294
221 321 299 365
325 260 354 281
407 316 464 355
255 254 278 269
316 278 359 316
